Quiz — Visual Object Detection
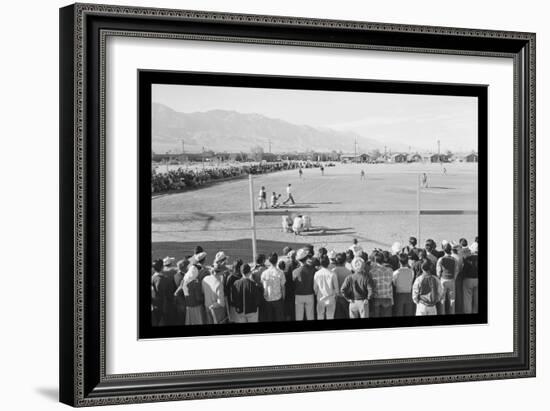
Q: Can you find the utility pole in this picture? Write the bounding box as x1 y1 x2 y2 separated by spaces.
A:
268 139 272 154
437 139 441 165
181 139 185 154
354 138 357 163
202 146 205 170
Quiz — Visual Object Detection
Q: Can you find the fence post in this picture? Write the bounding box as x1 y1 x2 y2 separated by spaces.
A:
248 174 258 262
417 173 421 244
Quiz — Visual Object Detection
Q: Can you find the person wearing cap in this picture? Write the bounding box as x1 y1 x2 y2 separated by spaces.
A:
202 252 227 324
313 255 339 320
175 256 206 325
151 258 178 326
260 253 286 322
258 186 267 210
173 258 190 325
340 257 372 318
327 249 337 270
230 264 263 323
349 239 363 256
369 253 394 317
191 251 209 282
392 253 415 317
332 253 352 319
412 260 445 316
462 242 479 314
282 183 295 205
292 248 316 321
292 214 303 235
436 243 458 314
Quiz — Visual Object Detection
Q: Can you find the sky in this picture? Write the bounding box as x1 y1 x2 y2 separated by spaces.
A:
152 83 478 152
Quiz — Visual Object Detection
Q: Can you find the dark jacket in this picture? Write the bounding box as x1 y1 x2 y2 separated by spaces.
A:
462 254 479 279
292 264 315 295
230 277 263 314
341 272 373 301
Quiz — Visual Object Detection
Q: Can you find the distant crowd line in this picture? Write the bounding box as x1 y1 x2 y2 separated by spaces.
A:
151 236 480 326
151 161 323 193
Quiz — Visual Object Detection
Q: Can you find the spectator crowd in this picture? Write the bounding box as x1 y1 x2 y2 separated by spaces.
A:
151 235 480 326
152 161 321 193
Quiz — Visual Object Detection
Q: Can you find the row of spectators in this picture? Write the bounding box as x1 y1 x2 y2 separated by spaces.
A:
151 236 480 326
151 161 321 193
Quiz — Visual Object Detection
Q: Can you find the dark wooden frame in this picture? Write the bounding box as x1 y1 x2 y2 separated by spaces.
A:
60 3 535 407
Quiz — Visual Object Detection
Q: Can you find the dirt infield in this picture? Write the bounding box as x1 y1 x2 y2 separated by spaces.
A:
152 162 478 263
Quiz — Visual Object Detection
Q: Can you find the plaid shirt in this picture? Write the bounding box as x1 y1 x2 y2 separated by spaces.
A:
370 263 394 301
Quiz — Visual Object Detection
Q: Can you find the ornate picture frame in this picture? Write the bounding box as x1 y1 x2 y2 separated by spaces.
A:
59 3 535 407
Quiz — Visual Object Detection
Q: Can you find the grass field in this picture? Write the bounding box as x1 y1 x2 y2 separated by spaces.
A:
152 162 478 264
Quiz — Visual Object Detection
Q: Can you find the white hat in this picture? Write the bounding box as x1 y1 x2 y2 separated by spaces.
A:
391 242 402 254
327 250 337 260
352 257 365 272
214 251 227 264
296 248 309 261
441 240 449 248
470 242 479 254
195 251 207 262
163 256 175 266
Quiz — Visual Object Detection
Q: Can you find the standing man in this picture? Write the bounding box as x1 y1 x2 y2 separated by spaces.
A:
360 169 366 181
230 264 263 323
299 168 303 179
369 253 394 317
151 258 177 326
332 253 352 319
313 256 339 320
340 257 372 318
202 252 227 324
320 165 325 176
258 186 267 210
422 172 428 188
260 253 286 322
392 253 415 316
412 261 444 316
293 248 316 321
282 183 295 205
436 243 458 314
462 243 479 314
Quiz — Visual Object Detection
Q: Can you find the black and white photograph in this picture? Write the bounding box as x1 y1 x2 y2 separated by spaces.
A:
140 72 487 338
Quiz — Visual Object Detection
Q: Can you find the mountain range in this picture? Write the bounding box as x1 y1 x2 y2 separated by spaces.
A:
152 102 415 154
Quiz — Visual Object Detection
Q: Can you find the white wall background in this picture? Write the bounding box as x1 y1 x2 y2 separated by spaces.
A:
0 0 546 409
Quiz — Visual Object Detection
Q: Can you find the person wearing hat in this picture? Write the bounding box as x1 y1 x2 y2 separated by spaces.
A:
436 243 458 314
202 251 228 324
261 253 286 322
151 258 178 326
313 255 339 320
340 257 372 318
176 255 206 325
258 186 267 210
462 242 479 314
292 248 316 321
349 239 363 256
327 249 337 270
